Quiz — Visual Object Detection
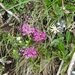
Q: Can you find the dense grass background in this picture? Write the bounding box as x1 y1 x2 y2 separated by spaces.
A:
0 0 75 75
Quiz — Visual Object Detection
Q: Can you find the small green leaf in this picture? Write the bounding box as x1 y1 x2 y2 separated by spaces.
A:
50 39 59 47
66 31 71 43
12 50 19 59
61 63 69 73
58 41 65 57
66 4 75 12
9 23 14 26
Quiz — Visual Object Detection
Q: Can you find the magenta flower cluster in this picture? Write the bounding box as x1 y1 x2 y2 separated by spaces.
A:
22 24 34 36
22 24 46 41
33 28 46 41
19 47 37 59
19 24 46 59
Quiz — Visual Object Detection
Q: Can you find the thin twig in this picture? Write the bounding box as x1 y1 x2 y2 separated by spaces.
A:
0 3 20 23
46 34 52 42
67 52 75 75
0 16 13 28
0 14 3 24
56 60 64 75
62 0 70 13
62 0 65 10
46 18 51 27
8 0 39 10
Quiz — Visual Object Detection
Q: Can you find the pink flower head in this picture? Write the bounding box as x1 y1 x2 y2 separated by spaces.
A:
25 15 30 20
17 26 21 31
21 24 46 41
33 28 46 41
22 24 34 36
23 47 37 59
18 48 25 55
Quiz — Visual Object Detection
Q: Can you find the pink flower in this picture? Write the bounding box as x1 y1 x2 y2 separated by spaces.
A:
22 24 34 36
25 15 30 20
21 24 46 41
23 47 37 59
33 28 46 41
18 48 25 55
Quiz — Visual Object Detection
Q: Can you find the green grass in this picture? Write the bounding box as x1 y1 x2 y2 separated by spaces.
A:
0 0 75 75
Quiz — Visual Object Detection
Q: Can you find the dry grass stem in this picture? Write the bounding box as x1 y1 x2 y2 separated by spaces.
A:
0 16 13 28
56 60 64 75
0 3 20 23
67 52 75 75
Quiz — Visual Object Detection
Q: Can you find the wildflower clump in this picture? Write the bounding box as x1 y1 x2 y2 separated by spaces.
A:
19 24 46 59
19 47 37 59
22 24 46 41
